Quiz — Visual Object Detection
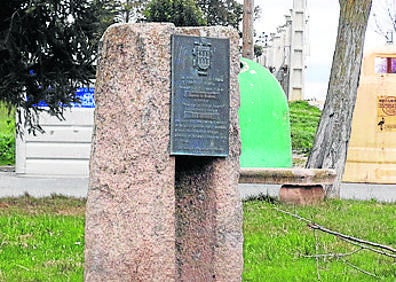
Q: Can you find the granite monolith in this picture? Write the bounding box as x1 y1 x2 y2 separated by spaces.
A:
84 23 242 281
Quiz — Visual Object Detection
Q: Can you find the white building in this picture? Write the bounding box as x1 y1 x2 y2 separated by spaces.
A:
256 0 309 101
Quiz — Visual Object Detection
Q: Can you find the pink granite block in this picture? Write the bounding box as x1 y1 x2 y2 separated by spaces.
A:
174 27 243 282
84 23 176 281
85 24 243 282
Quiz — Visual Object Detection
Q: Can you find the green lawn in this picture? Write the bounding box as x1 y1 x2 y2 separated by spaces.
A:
289 100 321 155
0 195 394 281
243 197 396 281
0 195 85 281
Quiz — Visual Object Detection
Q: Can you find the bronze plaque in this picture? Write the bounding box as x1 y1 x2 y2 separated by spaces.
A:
170 35 230 157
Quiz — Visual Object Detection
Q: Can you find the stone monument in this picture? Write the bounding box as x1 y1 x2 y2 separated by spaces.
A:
84 23 242 281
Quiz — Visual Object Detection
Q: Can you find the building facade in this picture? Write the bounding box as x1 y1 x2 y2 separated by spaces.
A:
256 0 309 101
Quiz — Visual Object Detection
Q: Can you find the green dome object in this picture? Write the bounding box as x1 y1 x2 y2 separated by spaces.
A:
238 58 292 168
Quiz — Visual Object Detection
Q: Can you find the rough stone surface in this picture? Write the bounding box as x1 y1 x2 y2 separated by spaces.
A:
84 23 177 281
84 24 243 281
239 168 337 185
279 184 325 205
174 27 242 282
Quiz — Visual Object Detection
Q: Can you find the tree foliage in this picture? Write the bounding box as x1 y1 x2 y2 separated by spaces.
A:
306 0 372 198
115 0 146 23
144 0 206 26
1 0 244 133
144 0 242 28
0 0 116 133
197 0 243 29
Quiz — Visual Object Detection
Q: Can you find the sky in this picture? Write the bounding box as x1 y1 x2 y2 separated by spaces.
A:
252 0 388 100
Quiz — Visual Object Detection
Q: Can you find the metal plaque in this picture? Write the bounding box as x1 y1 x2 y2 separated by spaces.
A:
170 35 230 157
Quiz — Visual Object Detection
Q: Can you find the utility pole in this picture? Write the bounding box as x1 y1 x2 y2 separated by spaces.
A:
242 0 254 59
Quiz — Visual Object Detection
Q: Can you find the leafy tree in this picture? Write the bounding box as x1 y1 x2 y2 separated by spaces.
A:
145 0 206 27
144 0 242 28
0 0 116 133
306 0 372 198
115 0 146 23
197 0 242 29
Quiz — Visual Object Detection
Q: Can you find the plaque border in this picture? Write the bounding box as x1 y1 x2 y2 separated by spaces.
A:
170 34 230 157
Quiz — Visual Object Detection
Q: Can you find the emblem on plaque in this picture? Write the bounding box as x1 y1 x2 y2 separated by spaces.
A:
193 40 212 76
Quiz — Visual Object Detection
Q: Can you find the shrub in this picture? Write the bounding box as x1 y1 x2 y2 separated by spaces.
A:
0 104 15 166
0 132 15 165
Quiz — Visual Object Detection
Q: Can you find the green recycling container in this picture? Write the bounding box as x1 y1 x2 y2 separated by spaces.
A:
238 58 292 168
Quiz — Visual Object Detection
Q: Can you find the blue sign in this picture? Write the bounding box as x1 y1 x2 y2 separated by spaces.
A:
73 87 95 108
35 87 95 108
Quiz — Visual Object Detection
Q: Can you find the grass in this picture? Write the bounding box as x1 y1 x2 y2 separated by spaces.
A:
0 195 395 281
243 197 396 281
289 100 321 155
0 195 85 281
0 103 15 166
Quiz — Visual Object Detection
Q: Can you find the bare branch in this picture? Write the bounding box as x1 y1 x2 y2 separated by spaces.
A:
373 12 387 37
371 0 396 39
276 207 394 279
386 6 395 32
340 258 378 278
303 248 364 259
275 208 396 255
307 223 396 254
274 207 311 223
314 230 321 281
340 237 396 259
4 10 20 45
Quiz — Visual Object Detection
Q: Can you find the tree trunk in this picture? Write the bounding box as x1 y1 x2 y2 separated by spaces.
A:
306 0 372 198
242 0 254 59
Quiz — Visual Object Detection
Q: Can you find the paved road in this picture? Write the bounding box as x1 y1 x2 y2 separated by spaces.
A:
0 171 88 198
1 171 396 202
239 183 396 202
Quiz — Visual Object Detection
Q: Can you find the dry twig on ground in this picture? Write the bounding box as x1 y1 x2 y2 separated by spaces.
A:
275 207 396 258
